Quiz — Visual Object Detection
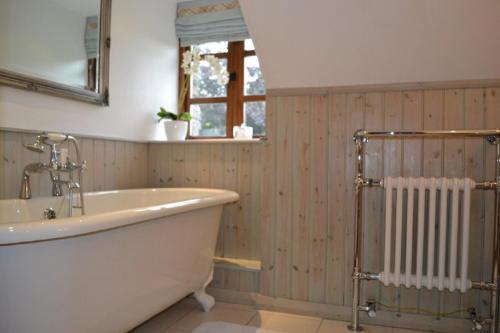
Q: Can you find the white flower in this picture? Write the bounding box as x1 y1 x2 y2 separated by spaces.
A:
181 50 192 74
180 49 229 85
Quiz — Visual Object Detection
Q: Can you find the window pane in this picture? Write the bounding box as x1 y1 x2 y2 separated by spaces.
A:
193 41 228 54
191 58 227 98
190 103 227 137
244 56 265 96
244 39 255 51
244 101 266 136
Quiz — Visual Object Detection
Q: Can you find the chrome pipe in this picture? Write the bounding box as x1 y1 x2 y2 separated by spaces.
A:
357 178 497 190
349 138 366 332
472 281 498 291
491 139 500 333
66 135 85 215
354 128 500 140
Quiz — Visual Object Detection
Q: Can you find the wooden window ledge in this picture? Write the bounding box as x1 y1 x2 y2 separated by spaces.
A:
149 138 266 144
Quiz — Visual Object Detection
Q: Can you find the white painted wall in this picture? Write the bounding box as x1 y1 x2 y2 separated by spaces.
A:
0 0 179 141
239 0 500 89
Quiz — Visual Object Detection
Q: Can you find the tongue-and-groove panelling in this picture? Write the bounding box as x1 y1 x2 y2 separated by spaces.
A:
147 142 263 261
260 87 500 325
0 129 148 199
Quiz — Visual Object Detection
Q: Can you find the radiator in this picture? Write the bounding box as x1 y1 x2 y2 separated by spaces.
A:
379 176 475 293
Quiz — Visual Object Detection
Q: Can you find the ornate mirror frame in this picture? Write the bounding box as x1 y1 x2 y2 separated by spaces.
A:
0 0 112 106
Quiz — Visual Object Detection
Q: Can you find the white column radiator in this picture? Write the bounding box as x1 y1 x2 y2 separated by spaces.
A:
379 176 475 293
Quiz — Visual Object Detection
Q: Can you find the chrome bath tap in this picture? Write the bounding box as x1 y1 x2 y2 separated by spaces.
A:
20 132 86 216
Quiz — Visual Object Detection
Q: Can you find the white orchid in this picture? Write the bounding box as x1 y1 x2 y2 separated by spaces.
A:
178 48 230 113
203 55 229 85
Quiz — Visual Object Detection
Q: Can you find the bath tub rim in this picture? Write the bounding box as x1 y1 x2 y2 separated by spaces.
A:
0 187 239 246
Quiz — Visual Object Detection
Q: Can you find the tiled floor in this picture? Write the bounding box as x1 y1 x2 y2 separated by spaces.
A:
129 298 430 333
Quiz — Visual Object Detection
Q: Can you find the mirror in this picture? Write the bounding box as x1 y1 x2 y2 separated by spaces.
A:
0 0 111 105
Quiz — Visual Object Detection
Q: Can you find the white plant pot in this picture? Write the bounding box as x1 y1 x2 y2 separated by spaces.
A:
164 120 188 141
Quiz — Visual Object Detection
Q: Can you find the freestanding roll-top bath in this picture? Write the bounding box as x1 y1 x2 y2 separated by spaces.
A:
0 188 239 333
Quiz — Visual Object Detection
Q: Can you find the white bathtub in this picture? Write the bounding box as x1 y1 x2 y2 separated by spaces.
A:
0 188 239 333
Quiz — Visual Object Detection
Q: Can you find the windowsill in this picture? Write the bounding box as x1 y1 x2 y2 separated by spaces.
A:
149 138 266 144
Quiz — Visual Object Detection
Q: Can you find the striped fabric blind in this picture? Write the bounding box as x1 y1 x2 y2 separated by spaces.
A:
175 0 249 47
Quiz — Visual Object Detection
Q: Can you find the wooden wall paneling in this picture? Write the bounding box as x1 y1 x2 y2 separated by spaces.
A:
104 140 116 190
362 92 385 303
171 145 185 187
249 144 262 261
419 90 444 313
236 144 252 259
128 143 139 188
93 139 105 191
380 91 403 309
141 143 149 187
183 144 197 187
260 96 278 296
147 143 156 187
463 88 486 316
158 144 172 187
124 142 135 189
290 95 311 301
212 267 225 289
223 144 239 259
210 144 226 257
197 145 211 187
21 133 42 197
399 91 423 310
240 271 260 292
483 88 500 315
308 94 329 303
113 141 126 189
80 138 95 191
441 89 465 316
3 132 23 198
274 96 294 298
132 143 144 188
0 130 147 197
224 269 241 291
326 93 348 305
343 93 366 306
0 131 5 199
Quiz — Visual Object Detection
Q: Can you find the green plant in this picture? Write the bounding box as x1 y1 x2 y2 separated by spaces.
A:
157 107 192 122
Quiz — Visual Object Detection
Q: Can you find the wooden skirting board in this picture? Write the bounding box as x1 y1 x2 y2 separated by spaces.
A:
206 287 474 333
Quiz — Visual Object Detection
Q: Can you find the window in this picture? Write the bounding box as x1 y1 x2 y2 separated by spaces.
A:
179 39 266 138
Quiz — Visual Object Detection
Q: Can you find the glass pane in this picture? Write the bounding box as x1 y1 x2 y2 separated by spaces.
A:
191 58 228 98
190 103 227 137
193 41 228 54
244 39 255 51
244 56 265 96
244 101 266 136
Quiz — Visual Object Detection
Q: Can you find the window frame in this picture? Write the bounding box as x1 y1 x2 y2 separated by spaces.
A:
179 40 266 138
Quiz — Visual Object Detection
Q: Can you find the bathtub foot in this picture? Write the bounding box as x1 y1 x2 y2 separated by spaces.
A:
194 269 215 312
194 288 215 312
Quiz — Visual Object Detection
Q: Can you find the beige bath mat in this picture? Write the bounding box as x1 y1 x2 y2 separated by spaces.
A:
193 321 286 333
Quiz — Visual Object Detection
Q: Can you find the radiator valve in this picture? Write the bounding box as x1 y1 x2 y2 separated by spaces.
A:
359 301 377 318
468 307 488 332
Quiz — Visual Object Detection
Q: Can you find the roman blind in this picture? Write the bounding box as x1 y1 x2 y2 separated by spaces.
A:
85 16 99 59
175 0 249 47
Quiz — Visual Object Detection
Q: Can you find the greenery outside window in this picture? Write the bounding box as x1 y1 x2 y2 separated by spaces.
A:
179 39 266 138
